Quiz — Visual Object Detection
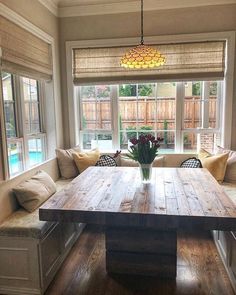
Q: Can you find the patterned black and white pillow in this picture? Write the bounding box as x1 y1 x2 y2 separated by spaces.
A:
96 155 117 167
180 157 202 168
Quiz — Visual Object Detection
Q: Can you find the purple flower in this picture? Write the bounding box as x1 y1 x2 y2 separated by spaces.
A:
128 133 161 164
130 137 138 145
157 136 164 142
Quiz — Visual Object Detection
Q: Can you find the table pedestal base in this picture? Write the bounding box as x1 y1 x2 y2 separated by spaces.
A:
105 227 177 278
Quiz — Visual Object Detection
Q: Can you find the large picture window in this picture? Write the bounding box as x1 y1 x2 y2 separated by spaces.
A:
1 72 46 177
77 80 222 153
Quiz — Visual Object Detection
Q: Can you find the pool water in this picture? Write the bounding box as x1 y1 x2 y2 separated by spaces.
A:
9 152 43 175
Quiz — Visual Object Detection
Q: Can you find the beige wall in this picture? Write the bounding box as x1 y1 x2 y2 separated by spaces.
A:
59 4 236 149
0 0 57 37
0 0 64 148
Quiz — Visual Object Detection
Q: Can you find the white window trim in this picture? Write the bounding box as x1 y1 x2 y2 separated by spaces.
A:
66 31 235 150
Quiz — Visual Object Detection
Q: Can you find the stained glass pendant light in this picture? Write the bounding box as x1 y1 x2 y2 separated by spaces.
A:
120 0 166 69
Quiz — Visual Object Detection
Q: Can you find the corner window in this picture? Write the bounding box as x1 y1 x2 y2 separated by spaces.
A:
1 72 46 177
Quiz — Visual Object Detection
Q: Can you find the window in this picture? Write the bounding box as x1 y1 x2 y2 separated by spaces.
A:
77 80 222 153
79 85 112 150
119 83 176 152
1 72 46 177
183 81 221 152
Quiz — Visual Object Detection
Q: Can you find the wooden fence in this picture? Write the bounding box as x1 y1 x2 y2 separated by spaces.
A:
82 96 217 132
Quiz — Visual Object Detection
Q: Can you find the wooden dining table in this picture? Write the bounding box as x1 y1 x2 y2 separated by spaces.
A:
39 167 236 279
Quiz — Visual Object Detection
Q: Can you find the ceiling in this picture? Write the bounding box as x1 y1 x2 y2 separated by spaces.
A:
38 0 236 17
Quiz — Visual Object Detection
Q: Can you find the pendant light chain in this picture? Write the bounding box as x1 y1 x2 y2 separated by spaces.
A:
120 0 166 69
141 0 144 45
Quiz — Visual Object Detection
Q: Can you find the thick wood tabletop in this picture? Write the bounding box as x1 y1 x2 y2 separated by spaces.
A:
39 167 236 231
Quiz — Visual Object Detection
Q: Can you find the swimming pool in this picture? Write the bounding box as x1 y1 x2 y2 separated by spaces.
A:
9 151 43 175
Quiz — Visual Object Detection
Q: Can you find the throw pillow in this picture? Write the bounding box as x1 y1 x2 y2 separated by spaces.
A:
13 170 56 213
56 146 81 179
73 149 100 173
216 146 236 183
200 153 229 182
180 157 202 168
96 155 117 167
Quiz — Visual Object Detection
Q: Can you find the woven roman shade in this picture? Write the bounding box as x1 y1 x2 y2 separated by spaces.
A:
0 16 52 80
73 41 226 84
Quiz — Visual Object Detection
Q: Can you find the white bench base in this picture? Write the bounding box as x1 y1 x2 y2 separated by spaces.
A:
0 222 85 295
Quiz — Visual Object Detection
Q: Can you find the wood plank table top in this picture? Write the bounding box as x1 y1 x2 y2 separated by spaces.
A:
39 167 236 231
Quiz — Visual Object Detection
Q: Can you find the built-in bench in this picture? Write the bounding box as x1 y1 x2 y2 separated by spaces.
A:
0 159 85 295
1 153 236 294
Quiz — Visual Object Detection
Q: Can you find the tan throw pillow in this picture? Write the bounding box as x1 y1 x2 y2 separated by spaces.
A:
56 146 81 179
200 153 229 182
198 148 211 160
216 146 236 183
73 149 100 173
13 171 56 212
120 156 164 167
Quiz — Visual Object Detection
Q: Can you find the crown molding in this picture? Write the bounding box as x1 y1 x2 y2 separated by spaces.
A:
37 0 236 17
38 0 59 16
58 0 236 17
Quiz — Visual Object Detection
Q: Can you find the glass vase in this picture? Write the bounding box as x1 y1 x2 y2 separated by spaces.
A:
139 163 153 183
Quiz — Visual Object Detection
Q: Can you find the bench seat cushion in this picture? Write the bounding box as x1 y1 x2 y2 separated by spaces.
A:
0 209 54 239
0 178 72 239
221 182 236 205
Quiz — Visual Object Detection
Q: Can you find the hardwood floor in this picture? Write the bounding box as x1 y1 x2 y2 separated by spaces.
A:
45 225 235 295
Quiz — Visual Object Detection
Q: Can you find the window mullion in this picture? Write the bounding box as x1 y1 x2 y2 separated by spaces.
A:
154 83 158 139
73 86 80 146
136 84 138 139
111 85 119 150
0 71 9 179
17 76 28 170
216 82 222 132
38 81 45 134
202 81 210 129
38 81 47 161
176 82 184 152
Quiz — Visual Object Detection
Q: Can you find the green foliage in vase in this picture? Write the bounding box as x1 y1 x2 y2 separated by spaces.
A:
127 134 163 164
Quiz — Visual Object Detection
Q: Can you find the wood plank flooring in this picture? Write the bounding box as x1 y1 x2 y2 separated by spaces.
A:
45 225 235 295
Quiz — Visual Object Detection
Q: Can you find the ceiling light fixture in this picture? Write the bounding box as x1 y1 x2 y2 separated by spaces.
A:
120 0 166 69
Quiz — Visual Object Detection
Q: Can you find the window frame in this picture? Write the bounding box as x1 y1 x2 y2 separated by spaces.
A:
0 71 47 178
77 81 222 152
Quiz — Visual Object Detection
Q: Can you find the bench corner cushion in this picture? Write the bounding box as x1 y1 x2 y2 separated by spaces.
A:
0 209 54 239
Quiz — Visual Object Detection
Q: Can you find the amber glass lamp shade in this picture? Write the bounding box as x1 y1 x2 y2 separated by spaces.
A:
120 44 166 69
